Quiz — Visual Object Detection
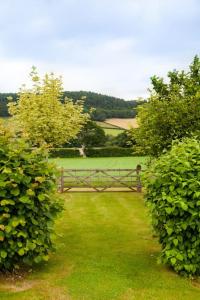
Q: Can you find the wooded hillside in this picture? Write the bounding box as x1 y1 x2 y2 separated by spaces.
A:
0 91 143 121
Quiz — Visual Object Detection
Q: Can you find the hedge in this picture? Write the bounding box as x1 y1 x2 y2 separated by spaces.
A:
49 148 80 158
85 147 135 157
144 138 200 277
0 137 63 271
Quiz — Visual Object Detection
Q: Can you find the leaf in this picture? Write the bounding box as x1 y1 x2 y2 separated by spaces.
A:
5 225 12 233
165 207 172 214
11 218 20 227
38 194 45 201
17 241 23 247
173 239 178 246
34 255 42 263
35 176 45 183
19 196 31 204
176 253 184 261
1 199 15 206
26 189 35 196
18 248 25 256
11 188 20 196
0 250 7 258
42 255 49 262
181 223 187 230
170 257 176 265
180 202 188 211
166 227 173 235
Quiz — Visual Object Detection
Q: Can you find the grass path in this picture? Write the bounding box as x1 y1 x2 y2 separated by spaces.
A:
0 193 200 299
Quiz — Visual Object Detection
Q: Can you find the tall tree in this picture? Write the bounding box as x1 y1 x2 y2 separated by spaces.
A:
8 67 88 147
135 56 200 156
79 120 107 147
65 120 107 148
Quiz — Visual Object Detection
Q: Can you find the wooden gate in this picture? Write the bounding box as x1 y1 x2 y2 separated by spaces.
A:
58 165 142 192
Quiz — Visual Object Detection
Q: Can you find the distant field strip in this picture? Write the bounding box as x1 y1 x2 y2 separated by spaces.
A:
104 128 124 136
96 121 122 129
105 118 138 129
95 121 124 136
52 156 147 169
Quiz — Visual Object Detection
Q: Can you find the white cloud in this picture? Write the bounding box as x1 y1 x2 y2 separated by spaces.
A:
0 0 199 99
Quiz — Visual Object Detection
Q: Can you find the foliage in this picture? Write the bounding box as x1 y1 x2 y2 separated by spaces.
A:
0 93 17 117
90 108 136 121
111 128 136 148
85 147 135 157
0 90 143 121
78 120 107 147
53 91 141 121
0 133 63 271
8 67 88 147
144 138 200 276
135 56 200 156
64 121 107 148
49 148 80 158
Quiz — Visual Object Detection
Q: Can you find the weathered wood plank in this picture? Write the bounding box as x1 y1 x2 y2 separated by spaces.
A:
59 166 142 193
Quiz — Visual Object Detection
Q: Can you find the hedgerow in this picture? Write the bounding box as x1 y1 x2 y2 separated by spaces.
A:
85 147 135 157
49 148 80 158
0 135 63 271
144 138 200 276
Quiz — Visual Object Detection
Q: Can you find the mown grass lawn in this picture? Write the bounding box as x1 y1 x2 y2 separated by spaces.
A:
0 192 200 300
52 156 147 169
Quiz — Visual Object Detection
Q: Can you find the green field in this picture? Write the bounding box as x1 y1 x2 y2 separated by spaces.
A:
0 192 200 300
104 128 124 136
95 121 124 136
52 156 147 169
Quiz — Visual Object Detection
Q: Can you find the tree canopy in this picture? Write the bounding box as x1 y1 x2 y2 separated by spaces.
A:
135 56 200 156
0 91 142 120
8 67 88 147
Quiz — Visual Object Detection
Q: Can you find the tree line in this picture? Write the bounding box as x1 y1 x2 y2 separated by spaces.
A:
0 90 144 120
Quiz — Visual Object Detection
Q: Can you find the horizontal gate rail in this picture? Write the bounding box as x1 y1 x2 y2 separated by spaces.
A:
58 165 142 193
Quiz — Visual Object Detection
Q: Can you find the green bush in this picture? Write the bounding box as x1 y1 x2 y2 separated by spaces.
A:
144 138 200 276
85 147 135 157
49 148 80 158
0 137 63 271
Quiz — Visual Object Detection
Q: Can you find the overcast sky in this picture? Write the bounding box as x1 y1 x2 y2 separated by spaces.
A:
0 0 199 99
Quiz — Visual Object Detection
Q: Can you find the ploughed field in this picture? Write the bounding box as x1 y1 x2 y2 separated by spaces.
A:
0 193 200 300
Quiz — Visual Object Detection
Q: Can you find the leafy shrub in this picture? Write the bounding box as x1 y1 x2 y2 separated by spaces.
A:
85 147 135 157
135 56 200 156
49 148 80 158
0 136 63 271
144 138 200 276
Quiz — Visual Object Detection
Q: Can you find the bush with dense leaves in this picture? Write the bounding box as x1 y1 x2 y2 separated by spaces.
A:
0 136 63 271
135 56 200 156
144 138 200 276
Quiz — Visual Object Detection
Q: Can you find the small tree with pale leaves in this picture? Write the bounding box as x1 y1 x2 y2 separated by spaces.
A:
8 67 88 147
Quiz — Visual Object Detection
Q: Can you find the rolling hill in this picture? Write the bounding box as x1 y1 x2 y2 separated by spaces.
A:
0 91 144 121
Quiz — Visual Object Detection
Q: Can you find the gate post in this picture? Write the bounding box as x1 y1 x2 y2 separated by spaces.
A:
136 164 142 192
